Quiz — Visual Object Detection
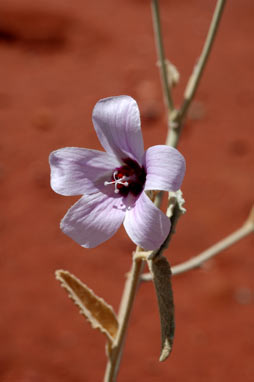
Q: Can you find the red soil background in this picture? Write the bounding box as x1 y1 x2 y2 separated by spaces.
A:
1 0 253 381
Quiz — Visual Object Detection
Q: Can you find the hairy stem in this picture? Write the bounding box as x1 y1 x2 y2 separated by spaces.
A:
141 208 254 281
104 257 144 382
167 0 227 148
179 0 227 121
172 220 253 275
151 0 175 113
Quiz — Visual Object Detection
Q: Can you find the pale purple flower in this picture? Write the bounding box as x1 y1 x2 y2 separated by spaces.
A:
49 96 186 250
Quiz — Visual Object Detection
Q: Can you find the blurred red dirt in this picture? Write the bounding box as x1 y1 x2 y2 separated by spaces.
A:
0 0 253 381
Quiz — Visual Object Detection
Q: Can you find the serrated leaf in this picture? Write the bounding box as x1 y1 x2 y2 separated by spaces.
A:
55 270 119 344
148 256 175 362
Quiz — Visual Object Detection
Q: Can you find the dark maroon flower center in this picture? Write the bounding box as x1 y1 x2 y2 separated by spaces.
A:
104 158 146 197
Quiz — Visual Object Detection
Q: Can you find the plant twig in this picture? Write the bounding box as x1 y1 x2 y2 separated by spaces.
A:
104 255 144 382
166 0 227 148
151 0 175 113
141 206 254 281
179 0 226 121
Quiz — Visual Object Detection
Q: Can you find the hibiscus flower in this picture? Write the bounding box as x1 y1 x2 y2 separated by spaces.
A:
49 96 185 250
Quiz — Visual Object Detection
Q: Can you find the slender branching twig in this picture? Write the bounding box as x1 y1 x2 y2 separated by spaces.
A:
141 206 254 281
179 0 227 122
151 0 175 113
104 254 144 382
166 0 227 148
155 0 226 218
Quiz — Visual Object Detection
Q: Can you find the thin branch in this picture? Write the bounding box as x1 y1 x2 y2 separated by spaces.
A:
141 206 254 281
179 0 227 122
104 256 144 382
151 0 175 112
166 0 227 148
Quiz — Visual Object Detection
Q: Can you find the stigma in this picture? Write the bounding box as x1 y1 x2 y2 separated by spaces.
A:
104 171 129 194
104 158 146 197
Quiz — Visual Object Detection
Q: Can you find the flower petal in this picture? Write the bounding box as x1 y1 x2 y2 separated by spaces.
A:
123 192 171 250
49 148 120 196
61 192 125 248
143 145 186 192
92 96 144 164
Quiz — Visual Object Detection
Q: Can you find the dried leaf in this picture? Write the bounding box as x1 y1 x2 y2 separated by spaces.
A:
55 270 118 344
156 59 180 87
167 189 186 219
148 256 175 362
165 59 180 87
